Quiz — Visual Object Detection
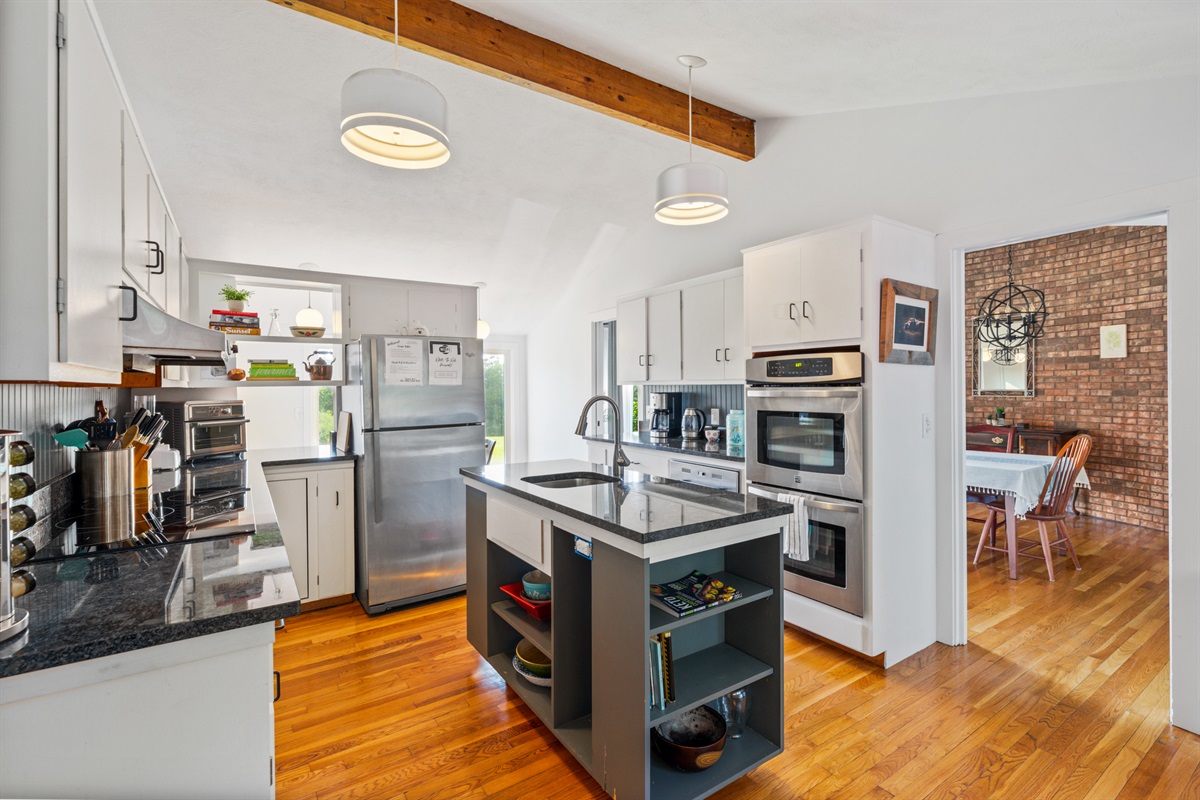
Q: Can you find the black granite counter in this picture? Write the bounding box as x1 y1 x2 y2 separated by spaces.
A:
257 445 357 468
1 524 299 678
584 432 745 463
461 459 788 544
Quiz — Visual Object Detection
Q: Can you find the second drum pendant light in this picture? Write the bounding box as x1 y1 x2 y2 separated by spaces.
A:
654 56 729 226
340 0 450 169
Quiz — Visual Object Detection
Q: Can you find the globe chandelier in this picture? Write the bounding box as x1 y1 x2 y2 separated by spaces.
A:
976 245 1047 351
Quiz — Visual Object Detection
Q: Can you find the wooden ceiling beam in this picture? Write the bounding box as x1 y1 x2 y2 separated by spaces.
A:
267 0 756 161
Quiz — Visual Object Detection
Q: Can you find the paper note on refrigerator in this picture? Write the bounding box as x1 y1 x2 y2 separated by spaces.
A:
384 337 423 385
428 340 463 386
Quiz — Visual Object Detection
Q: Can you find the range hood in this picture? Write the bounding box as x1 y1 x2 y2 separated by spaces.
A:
121 287 227 366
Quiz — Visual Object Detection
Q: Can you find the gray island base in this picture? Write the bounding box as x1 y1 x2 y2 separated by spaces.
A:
462 459 791 800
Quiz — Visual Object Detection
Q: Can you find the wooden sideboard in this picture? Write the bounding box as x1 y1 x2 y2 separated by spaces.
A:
1018 427 1085 456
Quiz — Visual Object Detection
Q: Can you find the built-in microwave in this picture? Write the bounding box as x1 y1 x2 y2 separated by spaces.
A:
745 352 864 502
159 401 249 461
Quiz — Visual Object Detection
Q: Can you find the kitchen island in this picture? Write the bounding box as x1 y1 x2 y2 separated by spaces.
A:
461 459 791 800
0 460 300 800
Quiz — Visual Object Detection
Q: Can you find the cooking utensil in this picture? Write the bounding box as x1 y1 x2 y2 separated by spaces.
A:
130 408 150 434
120 425 139 450
53 430 90 450
95 400 109 423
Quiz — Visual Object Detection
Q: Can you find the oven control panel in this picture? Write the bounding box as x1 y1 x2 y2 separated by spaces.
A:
747 351 863 385
766 358 834 379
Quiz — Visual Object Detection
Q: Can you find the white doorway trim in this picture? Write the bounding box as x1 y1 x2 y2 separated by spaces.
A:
934 177 1199 734
484 334 528 465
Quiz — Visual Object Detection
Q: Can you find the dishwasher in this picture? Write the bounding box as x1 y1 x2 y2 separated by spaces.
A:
667 459 740 492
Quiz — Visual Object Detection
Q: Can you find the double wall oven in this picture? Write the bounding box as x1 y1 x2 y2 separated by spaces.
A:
746 352 866 617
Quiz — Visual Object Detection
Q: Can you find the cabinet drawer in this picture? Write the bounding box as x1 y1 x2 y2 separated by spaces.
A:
487 497 547 570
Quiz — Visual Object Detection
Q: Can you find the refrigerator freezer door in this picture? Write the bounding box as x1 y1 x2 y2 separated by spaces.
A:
357 425 485 611
360 335 485 430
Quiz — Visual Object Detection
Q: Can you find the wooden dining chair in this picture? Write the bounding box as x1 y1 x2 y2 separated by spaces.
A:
966 425 1016 522
974 434 1092 581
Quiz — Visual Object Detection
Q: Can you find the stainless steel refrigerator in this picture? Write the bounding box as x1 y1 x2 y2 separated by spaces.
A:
343 335 485 614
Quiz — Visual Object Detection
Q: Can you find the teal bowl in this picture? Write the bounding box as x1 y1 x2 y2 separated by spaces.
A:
522 570 551 601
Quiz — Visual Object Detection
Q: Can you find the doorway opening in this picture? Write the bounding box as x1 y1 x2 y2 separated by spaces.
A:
484 352 506 463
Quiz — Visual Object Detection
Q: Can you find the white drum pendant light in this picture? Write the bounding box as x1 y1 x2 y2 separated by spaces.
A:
340 0 450 169
654 56 728 225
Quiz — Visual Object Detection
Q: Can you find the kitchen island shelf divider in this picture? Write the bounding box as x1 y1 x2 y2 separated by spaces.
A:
647 643 772 726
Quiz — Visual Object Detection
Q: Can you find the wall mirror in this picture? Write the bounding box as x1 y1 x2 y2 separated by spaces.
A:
972 318 1035 397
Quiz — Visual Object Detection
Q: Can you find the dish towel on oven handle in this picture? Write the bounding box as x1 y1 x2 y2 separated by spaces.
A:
777 493 810 561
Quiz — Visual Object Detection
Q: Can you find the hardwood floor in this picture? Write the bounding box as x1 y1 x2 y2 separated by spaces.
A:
274 514 1198 799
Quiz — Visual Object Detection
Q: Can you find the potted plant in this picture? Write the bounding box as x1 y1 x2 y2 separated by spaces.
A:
219 284 253 312
994 407 1006 424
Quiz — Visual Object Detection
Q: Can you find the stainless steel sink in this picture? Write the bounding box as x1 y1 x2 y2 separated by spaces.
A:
522 472 621 489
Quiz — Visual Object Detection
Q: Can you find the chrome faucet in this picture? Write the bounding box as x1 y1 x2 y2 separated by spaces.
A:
574 394 632 477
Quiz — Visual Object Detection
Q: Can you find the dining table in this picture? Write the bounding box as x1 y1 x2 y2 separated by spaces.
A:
965 451 1092 579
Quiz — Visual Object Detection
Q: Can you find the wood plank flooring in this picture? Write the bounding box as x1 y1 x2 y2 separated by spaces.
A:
273 513 1198 799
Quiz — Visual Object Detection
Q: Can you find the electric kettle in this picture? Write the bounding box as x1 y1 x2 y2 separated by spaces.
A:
681 408 705 440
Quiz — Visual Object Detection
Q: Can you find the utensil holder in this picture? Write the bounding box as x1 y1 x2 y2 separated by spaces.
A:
77 448 134 499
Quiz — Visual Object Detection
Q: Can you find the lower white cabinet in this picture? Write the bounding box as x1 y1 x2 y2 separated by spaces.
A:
265 462 355 603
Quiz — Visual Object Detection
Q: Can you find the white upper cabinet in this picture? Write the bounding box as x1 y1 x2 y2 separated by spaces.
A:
616 296 648 384
682 276 744 382
123 115 172 311
346 280 475 339
646 290 682 382
57 0 125 376
744 224 863 350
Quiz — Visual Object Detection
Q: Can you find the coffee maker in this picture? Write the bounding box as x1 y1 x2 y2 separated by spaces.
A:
648 392 682 441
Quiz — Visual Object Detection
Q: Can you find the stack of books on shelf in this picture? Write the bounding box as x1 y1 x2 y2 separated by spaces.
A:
650 570 742 618
209 309 261 336
649 631 675 710
247 359 297 381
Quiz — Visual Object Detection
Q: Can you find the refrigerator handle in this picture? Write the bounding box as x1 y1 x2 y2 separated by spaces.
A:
370 444 384 525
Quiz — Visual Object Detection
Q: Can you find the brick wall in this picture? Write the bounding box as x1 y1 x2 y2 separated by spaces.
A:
965 226 1168 531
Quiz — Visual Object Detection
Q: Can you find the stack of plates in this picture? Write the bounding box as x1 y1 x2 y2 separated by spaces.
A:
513 638 551 686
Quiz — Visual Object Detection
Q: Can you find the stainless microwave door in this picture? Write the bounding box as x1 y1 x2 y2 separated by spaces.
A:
359 425 485 609
746 387 863 500
360 335 485 430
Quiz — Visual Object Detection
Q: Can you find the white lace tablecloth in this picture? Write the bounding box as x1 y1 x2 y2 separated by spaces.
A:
965 452 1091 517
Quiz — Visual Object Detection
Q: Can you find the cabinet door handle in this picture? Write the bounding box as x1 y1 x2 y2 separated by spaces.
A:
118 285 139 321
647 354 654 366
788 302 798 321
335 490 339 507
715 348 721 363
638 355 645 366
273 670 282 702
724 348 731 362
802 300 813 320
143 241 164 274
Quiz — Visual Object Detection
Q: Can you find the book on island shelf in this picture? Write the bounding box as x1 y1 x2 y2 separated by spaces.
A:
649 570 741 618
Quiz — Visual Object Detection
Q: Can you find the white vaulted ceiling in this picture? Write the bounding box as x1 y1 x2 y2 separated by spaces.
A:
93 0 1198 333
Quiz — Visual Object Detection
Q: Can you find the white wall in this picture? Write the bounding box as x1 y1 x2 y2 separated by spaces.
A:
522 75 1200 712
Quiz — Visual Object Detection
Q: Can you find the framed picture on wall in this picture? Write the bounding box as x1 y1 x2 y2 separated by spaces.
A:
880 279 939 366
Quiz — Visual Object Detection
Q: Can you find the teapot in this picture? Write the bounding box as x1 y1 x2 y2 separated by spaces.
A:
303 350 337 381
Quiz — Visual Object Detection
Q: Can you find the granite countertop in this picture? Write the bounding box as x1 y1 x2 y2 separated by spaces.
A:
2 452 303 678
584 432 745 463
256 445 357 468
461 458 789 544
1 524 299 678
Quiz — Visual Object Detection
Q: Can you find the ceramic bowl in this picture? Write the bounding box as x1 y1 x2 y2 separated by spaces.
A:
704 427 722 444
522 570 551 601
515 638 552 678
289 326 326 338
651 705 727 772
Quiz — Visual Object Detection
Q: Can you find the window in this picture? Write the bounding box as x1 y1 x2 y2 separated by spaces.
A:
591 320 618 438
484 353 506 463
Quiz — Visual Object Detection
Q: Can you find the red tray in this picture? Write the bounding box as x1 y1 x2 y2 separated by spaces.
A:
500 582 552 621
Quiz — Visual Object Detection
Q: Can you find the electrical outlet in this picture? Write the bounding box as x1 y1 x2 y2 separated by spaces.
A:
922 413 932 439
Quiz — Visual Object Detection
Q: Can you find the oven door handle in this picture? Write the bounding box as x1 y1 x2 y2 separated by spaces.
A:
746 387 860 399
192 486 252 499
191 418 250 427
748 484 862 515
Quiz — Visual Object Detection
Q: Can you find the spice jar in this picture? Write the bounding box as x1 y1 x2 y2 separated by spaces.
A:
8 440 34 467
9 504 36 533
8 473 36 500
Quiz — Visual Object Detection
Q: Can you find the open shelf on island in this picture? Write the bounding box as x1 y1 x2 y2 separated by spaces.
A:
648 725 780 800
492 599 552 657
649 571 773 636
487 653 551 720
649 643 772 726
